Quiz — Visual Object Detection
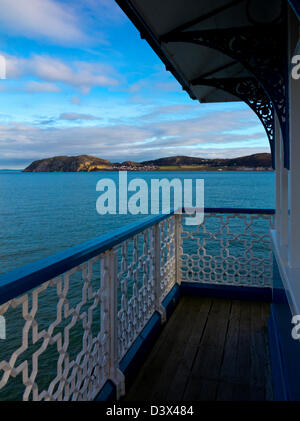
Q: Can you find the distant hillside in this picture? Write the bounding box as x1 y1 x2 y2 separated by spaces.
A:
142 156 207 166
225 153 272 168
23 153 272 172
23 155 111 172
142 153 272 168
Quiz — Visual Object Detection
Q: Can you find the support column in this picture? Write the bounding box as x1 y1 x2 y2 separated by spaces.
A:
275 116 281 236
288 6 300 268
280 128 289 248
154 224 166 323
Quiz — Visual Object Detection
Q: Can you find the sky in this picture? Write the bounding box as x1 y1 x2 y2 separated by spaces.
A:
0 0 270 169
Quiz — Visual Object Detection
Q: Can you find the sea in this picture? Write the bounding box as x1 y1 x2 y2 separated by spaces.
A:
0 171 275 275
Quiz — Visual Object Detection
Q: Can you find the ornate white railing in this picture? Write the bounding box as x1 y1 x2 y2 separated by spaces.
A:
0 213 179 401
0 208 274 401
181 209 275 287
115 215 177 361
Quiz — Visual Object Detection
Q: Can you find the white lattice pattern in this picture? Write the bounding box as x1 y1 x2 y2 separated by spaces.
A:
116 229 156 360
0 217 178 401
116 216 177 359
181 212 274 287
159 216 176 299
0 257 109 401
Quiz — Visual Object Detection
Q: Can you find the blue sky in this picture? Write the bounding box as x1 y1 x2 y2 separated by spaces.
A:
0 0 270 169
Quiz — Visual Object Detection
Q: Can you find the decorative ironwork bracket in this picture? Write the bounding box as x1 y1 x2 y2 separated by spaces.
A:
161 23 289 167
191 76 275 168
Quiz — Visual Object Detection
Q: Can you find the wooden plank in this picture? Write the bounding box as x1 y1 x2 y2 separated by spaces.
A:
216 381 235 401
232 382 252 401
182 299 231 400
249 301 268 400
261 302 273 401
236 301 251 381
248 302 273 400
216 300 241 400
124 296 198 400
150 297 212 401
186 379 219 401
218 300 241 381
229 300 251 401
165 297 212 400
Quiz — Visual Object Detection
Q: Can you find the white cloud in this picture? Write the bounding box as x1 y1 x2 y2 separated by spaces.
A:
4 54 120 93
0 0 92 46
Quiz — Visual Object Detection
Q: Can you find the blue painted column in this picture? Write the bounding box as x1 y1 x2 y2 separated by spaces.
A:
269 255 300 400
288 4 300 268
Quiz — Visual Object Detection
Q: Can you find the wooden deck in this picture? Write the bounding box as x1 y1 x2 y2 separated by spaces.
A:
124 296 273 401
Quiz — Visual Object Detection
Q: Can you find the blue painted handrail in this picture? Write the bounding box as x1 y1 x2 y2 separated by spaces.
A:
203 208 275 215
0 211 175 305
0 208 274 305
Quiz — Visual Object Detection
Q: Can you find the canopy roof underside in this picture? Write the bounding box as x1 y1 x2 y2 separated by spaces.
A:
116 0 284 104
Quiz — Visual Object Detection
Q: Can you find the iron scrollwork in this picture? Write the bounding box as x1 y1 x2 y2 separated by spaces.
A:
161 19 289 167
191 77 275 167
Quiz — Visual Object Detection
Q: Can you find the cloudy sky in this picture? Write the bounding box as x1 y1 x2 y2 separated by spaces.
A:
0 0 270 169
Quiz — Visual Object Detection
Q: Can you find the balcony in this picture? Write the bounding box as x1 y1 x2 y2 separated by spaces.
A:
0 208 274 401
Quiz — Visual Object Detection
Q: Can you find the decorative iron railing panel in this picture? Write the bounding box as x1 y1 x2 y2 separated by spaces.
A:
116 227 156 360
0 209 274 401
0 257 109 401
0 212 177 401
158 216 176 299
116 215 177 360
181 211 274 287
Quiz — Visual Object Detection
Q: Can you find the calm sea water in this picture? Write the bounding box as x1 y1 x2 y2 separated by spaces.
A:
0 171 274 275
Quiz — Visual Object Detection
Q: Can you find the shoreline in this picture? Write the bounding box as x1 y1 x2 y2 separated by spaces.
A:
16 169 274 173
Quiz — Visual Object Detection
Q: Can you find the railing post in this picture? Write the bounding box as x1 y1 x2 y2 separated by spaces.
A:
175 214 182 285
154 223 166 323
104 249 125 399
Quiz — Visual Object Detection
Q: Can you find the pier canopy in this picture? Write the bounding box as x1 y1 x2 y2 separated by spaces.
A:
116 0 296 168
